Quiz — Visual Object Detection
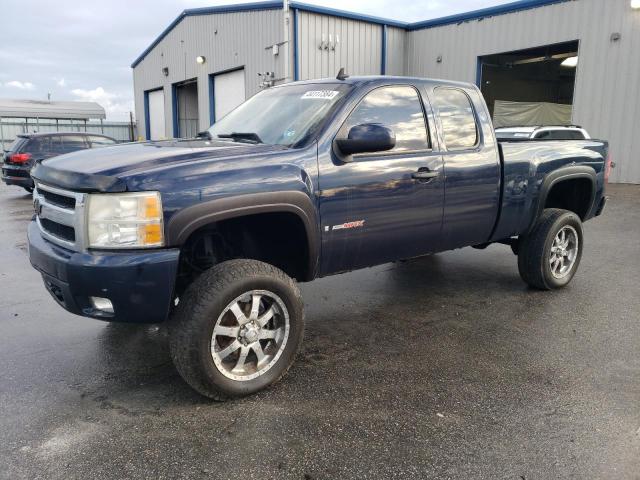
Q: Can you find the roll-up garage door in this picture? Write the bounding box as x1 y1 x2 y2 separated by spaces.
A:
214 69 246 121
148 89 166 140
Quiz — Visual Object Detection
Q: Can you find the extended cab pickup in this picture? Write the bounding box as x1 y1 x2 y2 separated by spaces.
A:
28 75 610 399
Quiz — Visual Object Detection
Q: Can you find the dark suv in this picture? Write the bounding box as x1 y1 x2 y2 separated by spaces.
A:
2 132 118 192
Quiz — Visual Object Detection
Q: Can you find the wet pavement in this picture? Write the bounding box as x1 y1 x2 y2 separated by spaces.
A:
1 182 639 479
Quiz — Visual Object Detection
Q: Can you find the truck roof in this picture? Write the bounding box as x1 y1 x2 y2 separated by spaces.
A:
285 75 476 90
16 132 115 139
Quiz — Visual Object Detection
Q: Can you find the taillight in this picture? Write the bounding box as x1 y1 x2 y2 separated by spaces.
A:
604 154 612 184
9 153 32 164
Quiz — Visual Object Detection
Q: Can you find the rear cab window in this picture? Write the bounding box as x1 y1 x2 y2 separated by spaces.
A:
433 88 479 150
534 130 585 140
341 85 431 153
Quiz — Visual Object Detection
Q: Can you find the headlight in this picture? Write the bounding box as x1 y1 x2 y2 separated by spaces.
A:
87 192 164 249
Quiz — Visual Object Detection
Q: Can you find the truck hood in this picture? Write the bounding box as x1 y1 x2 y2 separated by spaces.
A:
30 139 289 192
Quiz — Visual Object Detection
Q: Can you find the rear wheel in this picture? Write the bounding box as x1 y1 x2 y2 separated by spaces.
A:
168 259 304 400
517 208 584 290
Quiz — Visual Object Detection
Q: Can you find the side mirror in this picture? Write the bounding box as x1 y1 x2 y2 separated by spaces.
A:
335 123 396 156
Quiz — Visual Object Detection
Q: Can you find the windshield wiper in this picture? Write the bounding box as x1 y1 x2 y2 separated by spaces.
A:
196 131 212 140
216 132 263 144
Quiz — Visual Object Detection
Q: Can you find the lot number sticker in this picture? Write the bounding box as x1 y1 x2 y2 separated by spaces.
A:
301 90 339 100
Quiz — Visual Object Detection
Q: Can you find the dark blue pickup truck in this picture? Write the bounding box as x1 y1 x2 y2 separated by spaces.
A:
28 75 610 399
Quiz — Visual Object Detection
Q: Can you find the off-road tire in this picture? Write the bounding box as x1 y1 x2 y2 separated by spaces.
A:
518 208 584 290
168 259 304 400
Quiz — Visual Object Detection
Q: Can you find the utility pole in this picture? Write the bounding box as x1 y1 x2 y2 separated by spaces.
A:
129 111 135 142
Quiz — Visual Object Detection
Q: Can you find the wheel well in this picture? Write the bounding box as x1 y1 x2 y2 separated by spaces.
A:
544 178 593 220
176 212 311 295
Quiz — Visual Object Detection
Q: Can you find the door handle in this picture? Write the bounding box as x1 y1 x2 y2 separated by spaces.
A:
411 169 440 181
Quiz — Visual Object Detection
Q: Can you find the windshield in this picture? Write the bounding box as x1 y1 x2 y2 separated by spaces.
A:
208 83 352 147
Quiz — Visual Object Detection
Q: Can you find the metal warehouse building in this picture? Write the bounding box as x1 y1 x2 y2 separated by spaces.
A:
132 0 640 183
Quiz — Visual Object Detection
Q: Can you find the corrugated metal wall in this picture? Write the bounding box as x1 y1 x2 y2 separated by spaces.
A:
406 0 640 183
132 0 639 182
133 9 285 138
385 26 407 76
296 11 383 79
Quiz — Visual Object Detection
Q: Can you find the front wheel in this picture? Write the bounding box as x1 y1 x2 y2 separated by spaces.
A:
168 259 304 400
517 208 584 290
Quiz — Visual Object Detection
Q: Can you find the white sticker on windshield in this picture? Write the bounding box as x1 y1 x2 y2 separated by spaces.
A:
301 90 339 100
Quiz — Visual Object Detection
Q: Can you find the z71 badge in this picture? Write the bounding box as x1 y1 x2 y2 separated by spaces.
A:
324 220 365 232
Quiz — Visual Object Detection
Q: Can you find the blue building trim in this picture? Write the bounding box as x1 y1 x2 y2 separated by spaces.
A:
292 8 299 81
208 74 216 126
143 91 151 140
131 0 573 69
171 83 179 138
381 24 387 75
289 1 406 28
406 0 571 31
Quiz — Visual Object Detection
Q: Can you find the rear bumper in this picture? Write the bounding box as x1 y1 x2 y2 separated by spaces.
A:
28 220 180 323
2 164 34 189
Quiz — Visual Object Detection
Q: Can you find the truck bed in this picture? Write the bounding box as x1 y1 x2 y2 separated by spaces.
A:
490 139 608 242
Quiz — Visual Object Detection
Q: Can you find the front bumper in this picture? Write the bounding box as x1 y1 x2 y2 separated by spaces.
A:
2 164 34 189
28 220 180 323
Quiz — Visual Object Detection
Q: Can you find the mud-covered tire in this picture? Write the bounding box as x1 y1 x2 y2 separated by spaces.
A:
518 208 584 290
168 259 304 400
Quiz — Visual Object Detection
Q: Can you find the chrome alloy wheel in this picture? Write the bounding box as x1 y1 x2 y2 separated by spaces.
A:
211 290 290 381
549 225 579 279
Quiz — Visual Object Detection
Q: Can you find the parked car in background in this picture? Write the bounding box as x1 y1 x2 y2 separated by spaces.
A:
495 125 590 141
1 132 118 192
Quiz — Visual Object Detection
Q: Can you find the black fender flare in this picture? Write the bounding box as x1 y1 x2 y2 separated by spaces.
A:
166 191 319 280
528 165 597 233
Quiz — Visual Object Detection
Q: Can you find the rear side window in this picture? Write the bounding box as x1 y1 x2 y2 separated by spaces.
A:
343 85 430 152
88 136 117 147
27 137 53 155
433 88 478 150
61 136 87 153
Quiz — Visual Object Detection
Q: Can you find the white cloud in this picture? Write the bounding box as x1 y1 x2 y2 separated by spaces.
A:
5 80 35 90
71 86 117 103
71 86 133 121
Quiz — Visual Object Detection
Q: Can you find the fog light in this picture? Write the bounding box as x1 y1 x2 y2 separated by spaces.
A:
90 296 114 314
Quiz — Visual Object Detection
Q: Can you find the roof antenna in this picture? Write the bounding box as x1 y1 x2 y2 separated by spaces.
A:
336 67 349 81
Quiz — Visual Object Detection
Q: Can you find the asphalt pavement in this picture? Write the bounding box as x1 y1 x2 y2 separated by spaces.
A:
1 182 639 479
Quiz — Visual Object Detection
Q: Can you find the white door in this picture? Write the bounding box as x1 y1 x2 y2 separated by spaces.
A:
214 69 245 121
148 89 166 140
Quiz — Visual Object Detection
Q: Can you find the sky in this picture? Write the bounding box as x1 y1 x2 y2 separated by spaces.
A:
0 0 513 121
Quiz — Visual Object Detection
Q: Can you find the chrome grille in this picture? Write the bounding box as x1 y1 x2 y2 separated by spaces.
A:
33 182 87 251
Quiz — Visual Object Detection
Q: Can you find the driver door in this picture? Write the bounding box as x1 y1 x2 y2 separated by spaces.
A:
318 85 444 274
